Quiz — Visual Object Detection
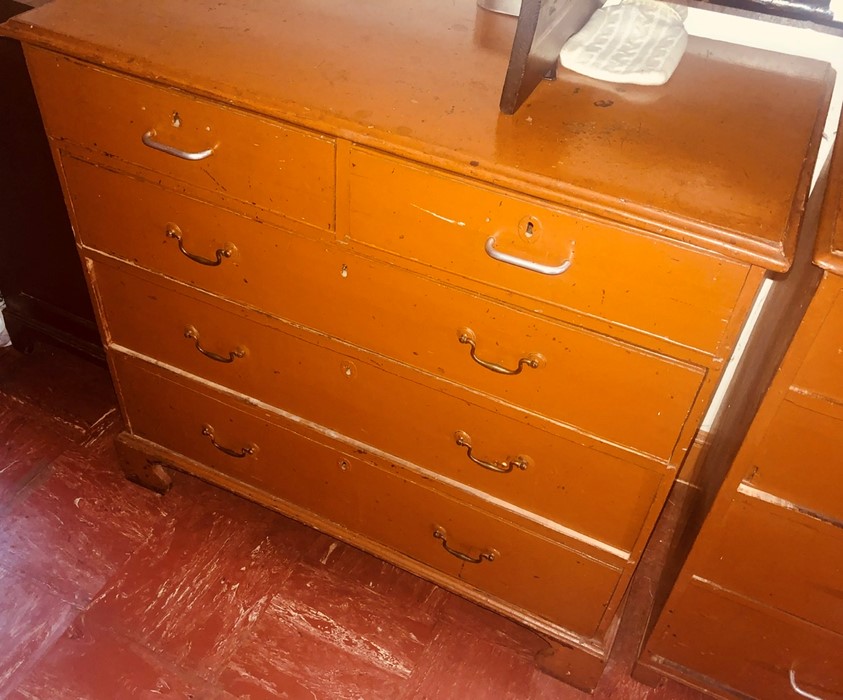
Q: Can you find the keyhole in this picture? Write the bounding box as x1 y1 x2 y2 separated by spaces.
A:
172 112 181 128
518 216 541 242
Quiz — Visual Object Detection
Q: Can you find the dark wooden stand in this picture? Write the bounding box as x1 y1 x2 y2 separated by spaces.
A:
0 0 103 361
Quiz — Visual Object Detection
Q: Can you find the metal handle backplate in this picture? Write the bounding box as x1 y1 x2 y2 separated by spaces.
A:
201 424 256 459
184 326 246 363
455 431 529 473
142 129 215 161
485 235 572 276
433 527 497 564
458 328 544 375
166 224 235 266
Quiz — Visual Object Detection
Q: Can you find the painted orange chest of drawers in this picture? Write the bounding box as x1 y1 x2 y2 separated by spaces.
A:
2 0 833 690
638 108 843 699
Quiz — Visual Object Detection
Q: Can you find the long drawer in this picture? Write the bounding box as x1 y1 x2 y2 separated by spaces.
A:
742 395 843 521
347 147 751 356
649 579 843 700
69 161 705 459
111 351 624 638
91 257 664 552
691 492 843 634
27 48 335 230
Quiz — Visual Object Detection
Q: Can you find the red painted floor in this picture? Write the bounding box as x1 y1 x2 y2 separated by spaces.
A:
0 343 707 699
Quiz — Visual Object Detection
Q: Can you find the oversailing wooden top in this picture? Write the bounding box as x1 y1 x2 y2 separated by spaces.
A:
3 0 835 270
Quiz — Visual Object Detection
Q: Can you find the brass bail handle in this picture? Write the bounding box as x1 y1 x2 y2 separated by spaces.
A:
454 431 529 473
166 223 235 267
201 424 256 459
433 526 497 564
458 328 544 375
184 326 246 364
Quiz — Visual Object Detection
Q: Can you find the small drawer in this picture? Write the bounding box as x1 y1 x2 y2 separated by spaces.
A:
112 352 624 638
648 579 843 700
27 48 335 230
91 258 665 552
347 147 750 355
743 396 843 521
794 288 843 405
692 492 843 634
70 159 705 460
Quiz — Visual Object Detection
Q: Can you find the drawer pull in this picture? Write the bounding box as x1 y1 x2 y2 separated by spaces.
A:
455 431 529 473
433 527 497 564
142 129 215 161
790 669 826 700
484 235 572 276
201 424 256 459
458 328 544 375
184 326 246 363
166 224 235 266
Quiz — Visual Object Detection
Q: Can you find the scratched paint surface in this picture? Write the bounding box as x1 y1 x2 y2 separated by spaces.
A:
9 623 226 699
0 345 707 699
83 475 326 678
0 568 78 693
0 401 72 507
0 442 160 607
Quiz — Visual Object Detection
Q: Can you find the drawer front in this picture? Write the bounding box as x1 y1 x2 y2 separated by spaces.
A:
744 397 843 520
112 352 623 637
92 259 664 552
28 48 335 229
794 287 843 405
649 580 843 700
693 492 843 634
347 147 749 355
69 159 705 458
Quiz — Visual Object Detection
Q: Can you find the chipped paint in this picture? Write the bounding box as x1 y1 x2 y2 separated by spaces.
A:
737 483 843 528
411 204 466 227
